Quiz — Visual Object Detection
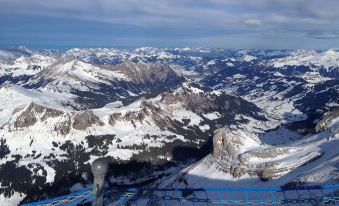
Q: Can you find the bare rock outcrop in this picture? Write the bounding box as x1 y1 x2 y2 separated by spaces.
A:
14 102 64 128
211 127 324 180
316 107 339 132
163 90 217 113
72 110 103 130
108 110 146 127
108 113 122 125
114 61 181 86
8 102 105 134
212 127 260 158
108 100 175 130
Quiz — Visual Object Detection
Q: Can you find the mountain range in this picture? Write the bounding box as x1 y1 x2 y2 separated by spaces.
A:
0 46 338 205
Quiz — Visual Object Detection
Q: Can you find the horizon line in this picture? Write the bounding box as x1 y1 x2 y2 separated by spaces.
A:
1 45 337 52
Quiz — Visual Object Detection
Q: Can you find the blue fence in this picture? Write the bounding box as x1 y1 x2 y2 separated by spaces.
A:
22 184 339 206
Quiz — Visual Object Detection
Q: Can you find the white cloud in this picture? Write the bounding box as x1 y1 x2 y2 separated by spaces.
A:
1 0 339 48
1 0 338 30
243 19 262 26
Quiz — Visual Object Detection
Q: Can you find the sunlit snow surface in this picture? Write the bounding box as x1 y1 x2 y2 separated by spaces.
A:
0 192 26 206
269 49 339 70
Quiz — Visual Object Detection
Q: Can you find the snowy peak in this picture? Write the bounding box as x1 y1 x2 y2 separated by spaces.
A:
64 48 128 64
20 60 185 109
241 54 257 62
0 53 57 77
0 83 74 126
29 59 181 87
16 46 33 55
32 60 129 85
269 49 339 69
0 46 34 61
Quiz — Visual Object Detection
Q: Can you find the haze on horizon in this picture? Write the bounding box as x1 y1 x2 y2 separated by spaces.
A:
1 0 339 50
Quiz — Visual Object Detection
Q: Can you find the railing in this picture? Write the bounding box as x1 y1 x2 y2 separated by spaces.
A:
21 159 339 206
22 189 94 206
22 184 339 206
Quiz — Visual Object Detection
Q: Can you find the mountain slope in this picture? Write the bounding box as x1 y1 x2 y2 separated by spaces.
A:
0 82 267 204
25 60 184 109
158 117 339 189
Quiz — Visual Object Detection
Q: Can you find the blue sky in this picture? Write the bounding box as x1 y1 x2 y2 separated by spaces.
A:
1 0 339 49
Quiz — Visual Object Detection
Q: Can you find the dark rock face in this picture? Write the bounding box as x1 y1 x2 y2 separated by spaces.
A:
109 110 147 127
14 102 64 128
108 113 122 126
72 111 103 130
163 91 217 113
14 110 37 128
7 102 107 135
316 106 339 132
258 169 275 181
114 61 182 86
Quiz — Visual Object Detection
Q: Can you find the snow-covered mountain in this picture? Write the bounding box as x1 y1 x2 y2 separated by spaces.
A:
157 113 339 189
0 47 338 205
202 50 338 134
0 82 266 204
268 49 339 70
0 46 33 61
25 60 183 109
